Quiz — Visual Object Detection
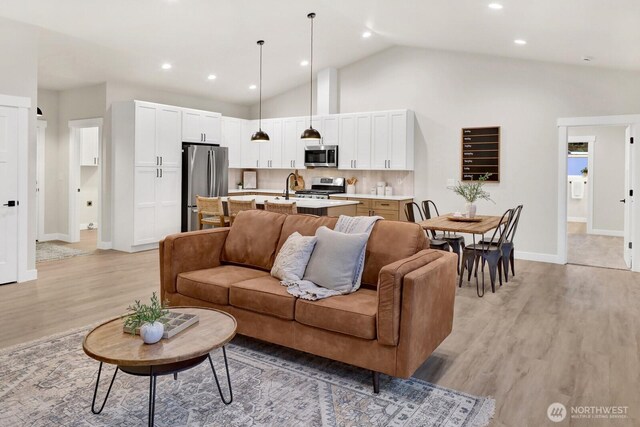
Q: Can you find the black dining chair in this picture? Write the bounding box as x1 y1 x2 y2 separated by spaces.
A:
404 202 450 252
459 208 513 293
481 205 523 282
422 200 465 272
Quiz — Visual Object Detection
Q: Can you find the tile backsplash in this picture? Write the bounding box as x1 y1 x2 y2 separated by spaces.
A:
229 168 414 196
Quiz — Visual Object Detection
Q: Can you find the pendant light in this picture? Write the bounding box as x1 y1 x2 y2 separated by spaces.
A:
251 40 270 141
300 12 321 141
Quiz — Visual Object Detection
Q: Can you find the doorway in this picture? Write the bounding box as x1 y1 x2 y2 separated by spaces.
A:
565 128 628 269
557 115 639 272
36 120 46 241
68 118 103 250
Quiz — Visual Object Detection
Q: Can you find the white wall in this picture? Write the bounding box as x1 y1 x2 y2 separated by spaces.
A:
0 17 38 272
569 126 626 233
37 89 60 235
253 46 640 259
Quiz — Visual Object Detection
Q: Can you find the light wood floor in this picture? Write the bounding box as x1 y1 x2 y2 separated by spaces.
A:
1 248 638 426
568 222 628 270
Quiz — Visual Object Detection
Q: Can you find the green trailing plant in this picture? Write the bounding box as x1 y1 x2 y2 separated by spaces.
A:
123 292 169 334
581 167 588 176
448 173 495 204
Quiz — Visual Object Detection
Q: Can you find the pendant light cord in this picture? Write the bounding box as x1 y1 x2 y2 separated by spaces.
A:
259 41 263 131
309 15 314 129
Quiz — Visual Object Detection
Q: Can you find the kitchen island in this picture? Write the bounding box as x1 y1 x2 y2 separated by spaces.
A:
222 195 359 216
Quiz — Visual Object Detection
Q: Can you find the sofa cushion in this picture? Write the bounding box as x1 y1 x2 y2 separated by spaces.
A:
222 210 287 271
275 214 338 254
176 265 269 305
295 289 377 340
229 276 296 320
362 221 428 287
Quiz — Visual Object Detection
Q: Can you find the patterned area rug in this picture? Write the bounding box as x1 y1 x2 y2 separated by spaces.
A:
36 242 90 263
0 327 494 426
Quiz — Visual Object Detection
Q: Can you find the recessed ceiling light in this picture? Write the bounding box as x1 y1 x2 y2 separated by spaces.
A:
514 39 527 45
249 84 257 90
488 3 503 10
161 63 172 70
362 31 372 38
300 60 309 66
207 74 217 80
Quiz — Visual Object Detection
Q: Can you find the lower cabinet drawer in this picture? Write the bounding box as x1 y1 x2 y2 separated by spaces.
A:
357 207 372 217
350 198 373 208
373 200 399 211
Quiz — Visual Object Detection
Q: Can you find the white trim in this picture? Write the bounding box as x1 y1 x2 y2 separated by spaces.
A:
558 114 640 272
38 233 71 242
0 94 31 109
68 118 103 245
36 120 47 242
16 107 30 282
590 229 624 237
514 251 562 264
568 217 587 223
18 269 37 283
97 241 112 250
568 135 596 144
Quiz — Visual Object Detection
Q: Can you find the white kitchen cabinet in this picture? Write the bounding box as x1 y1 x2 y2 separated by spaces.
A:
371 110 414 170
338 113 371 170
112 100 183 252
221 117 243 168
283 117 306 169
320 115 339 146
259 119 284 168
80 127 100 166
241 120 260 168
182 108 221 143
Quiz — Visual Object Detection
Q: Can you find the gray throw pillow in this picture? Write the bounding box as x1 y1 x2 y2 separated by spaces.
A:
303 226 369 293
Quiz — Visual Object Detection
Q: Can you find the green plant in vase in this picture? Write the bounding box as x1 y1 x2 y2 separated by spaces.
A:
448 173 495 218
123 292 169 344
581 167 588 177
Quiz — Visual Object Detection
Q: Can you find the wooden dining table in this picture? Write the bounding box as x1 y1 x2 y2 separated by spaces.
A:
417 213 508 297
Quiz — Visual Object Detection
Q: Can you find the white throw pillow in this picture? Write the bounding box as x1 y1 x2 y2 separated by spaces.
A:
303 226 369 293
271 232 318 281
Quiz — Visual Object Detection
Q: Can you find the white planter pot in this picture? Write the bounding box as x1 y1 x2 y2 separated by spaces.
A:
140 321 164 344
466 202 477 218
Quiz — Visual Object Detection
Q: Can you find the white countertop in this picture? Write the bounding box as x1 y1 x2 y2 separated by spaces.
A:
222 195 360 209
228 188 286 195
331 193 414 201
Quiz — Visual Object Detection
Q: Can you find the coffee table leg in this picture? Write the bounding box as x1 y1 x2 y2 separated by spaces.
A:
91 362 119 414
208 347 233 405
148 366 157 427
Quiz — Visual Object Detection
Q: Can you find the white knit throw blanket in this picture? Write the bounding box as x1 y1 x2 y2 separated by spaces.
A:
282 215 382 301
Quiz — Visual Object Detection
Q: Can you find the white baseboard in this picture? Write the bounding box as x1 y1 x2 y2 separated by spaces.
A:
589 229 624 237
97 241 112 250
18 269 38 283
567 217 587 223
514 251 562 264
38 233 71 242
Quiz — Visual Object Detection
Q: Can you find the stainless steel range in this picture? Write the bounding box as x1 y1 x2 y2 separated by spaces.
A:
295 177 346 199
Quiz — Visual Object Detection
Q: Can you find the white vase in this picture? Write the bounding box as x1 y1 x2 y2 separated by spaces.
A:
140 321 164 344
466 202 477 218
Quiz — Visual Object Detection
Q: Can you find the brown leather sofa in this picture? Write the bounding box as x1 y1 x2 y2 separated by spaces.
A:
159 210 457 392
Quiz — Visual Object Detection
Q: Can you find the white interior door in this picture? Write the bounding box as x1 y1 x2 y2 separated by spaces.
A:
0 106 18 284
36 122 46 241
624 126 633 268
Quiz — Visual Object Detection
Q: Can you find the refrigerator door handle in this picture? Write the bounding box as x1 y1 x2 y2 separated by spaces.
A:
211 150 217 196
208 150 215 196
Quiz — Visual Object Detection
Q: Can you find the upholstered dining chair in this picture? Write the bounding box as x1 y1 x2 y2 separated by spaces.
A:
264 201 298 215
422 200 466 272
227 198 257 225
460 208 513 293
481 204 523 282
404 202 450 252
196 195 229 229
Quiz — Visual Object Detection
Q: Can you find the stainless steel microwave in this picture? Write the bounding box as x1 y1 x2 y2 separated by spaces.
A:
304 145 338 168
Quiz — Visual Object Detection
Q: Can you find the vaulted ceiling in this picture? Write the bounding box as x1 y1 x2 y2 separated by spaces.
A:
2 0 639 105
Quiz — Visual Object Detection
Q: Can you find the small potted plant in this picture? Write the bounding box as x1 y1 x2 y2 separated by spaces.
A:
237 181 243 190
448 173 495 218
581 167 588 177
123 292 169 344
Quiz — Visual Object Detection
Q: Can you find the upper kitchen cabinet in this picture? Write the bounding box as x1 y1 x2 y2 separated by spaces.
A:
319 115 339 146
241 120 260 168
338 113 371 170
259 119 283 168
182 108 221 144
282 117 306 169
371 110 414 170
221 116 243 168
134 101 181 168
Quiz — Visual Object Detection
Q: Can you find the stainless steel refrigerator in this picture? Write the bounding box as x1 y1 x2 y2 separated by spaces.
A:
182 143 228 232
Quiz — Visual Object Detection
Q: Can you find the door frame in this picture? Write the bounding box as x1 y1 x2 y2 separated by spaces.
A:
36 120 47 241
566 135 595 228
557 114 640 271
68 118 103 245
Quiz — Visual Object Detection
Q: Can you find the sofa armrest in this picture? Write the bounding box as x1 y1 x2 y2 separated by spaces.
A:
377 249 451 346
393 251 457 378
159 228 230 299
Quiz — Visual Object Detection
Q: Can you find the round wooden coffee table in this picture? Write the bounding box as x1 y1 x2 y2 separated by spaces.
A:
83 307 236 426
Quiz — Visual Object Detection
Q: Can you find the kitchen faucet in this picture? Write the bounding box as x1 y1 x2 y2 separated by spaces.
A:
285 173 298 200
